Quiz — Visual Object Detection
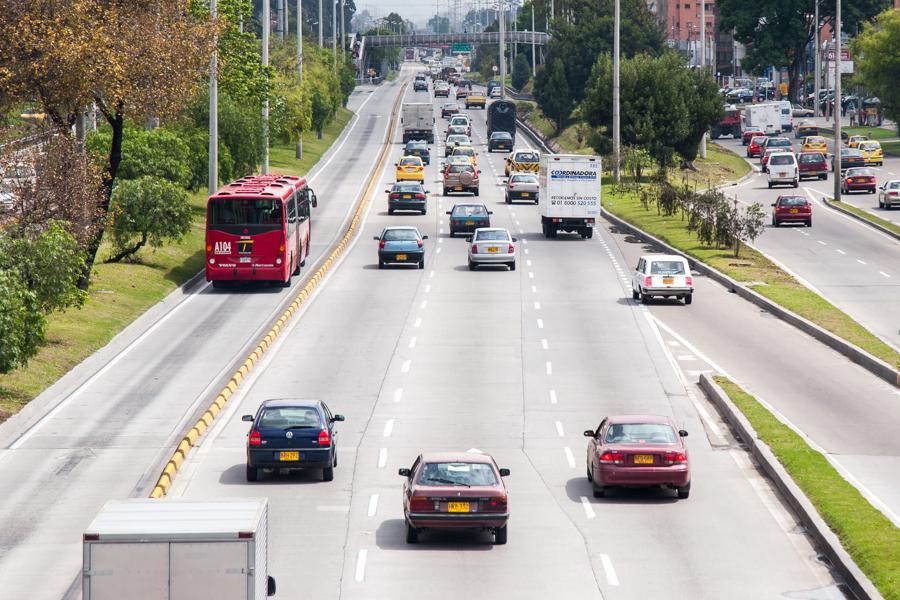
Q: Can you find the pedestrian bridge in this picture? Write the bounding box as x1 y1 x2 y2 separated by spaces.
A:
364 31 550 47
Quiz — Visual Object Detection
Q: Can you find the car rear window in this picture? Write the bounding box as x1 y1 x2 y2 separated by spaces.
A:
449 164 474 174
649 260 686 275
475 230 510 241
399 157 421 166
453 147 474 156
605 423 677 444
768 139 791 147
383 229 420 241
418 462 498 486
258 407 320 429
887 182 900 190
799 153 825 163
751 136 766 145
515 152 538 162
847 168 875 176
769 155 795 166
491 132 512 139
778 197 807 206
511 174 537 184
859 142 880 151
453 205 487 216
394 183 423 192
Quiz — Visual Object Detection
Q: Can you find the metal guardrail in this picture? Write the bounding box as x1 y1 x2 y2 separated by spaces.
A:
0 130 52 151
365 31 549 47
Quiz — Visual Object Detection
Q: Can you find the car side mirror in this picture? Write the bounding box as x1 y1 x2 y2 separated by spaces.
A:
488 211 493 214
424 190 430 194
333 414 345 422
242 415 254 422
267 576 277 597
583 430 595 437
511 237 518 242
771 203 776 206
466 236 473 242
679 429 688 437
385 190 390 193
446 211 452 215
422 235 429 240
398 468 411 477
310 192 318 208
499 468 510 477
373 236 380 240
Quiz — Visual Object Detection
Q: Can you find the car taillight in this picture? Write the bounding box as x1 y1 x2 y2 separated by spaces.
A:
415 193 425 199
483 496 507 512
847 178 855 183
664 451 688 465
417 239 423 248
409 496 435 512
249 430 261 446
390 193 399 199
471 244 478 254
318 429 331 446
507 243 515 254
508 183 515 188
599 451 623 465
685 276 693 286
379 240 385 249
643 276 652 287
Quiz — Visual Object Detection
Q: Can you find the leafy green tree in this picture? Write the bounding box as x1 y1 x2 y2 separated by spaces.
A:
106 177 193 263
512 52 531 90
534 59 571 132
674 68 725 167
87 128 193 189
0 270 44 374
853 8 900 132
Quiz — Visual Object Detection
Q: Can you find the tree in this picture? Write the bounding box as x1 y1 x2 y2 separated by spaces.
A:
512 52 531 90
853 8 900 132
535 59 571 132
0 270 43 374
732 202 766 258
87 128 194 189
428 15 451 33
674 68 725 168
106 177 193 263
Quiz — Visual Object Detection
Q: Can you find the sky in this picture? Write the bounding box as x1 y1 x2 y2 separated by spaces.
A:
355 0 501 28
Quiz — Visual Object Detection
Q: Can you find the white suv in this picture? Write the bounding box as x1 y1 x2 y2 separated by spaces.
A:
767 152 799 188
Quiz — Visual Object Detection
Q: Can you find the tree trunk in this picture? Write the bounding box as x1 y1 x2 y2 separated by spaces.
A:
105 232 148 263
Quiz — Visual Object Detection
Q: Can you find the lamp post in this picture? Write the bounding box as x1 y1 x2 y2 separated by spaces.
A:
209 0 218 196
531 3 536 77
499 0 506 97
613 0 620 183
833 0 842 202
262 0 270 174
318 0 323 46
332 0 337 69
814 0 820 117
699 0 707 159
296 0 303 160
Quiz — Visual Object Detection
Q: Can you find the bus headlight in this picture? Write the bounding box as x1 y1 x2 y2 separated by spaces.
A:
276 258 282 265
208 258 215 264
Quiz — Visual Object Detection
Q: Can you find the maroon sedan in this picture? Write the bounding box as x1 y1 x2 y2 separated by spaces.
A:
742 127 764 146
584 415 690 499
798 151 828 181
841 167 877 194
400 452 510 544
772 195 812 227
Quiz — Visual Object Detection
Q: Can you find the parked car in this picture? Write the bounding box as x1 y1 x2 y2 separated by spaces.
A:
374 226 428 268
447 203 491 234
767 152 799 188
505 172 539 204
878 180 900 209
386 181 428 215
771 194 812 227
442 163 480 196
631 254 693 304
841 167 877 194
797 152 828 181
467 227 517 271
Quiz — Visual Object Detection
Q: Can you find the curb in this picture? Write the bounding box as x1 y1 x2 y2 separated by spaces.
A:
698 374 884 600
821 198 900 242
148 82 409 499
601 208 900 387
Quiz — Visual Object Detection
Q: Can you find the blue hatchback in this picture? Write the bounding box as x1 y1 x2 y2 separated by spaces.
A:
243 399 344 482
375 226 428 269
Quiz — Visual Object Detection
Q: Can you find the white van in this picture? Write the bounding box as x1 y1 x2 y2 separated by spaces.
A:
632 254 694 305
767 152 799 188
774 100 793 132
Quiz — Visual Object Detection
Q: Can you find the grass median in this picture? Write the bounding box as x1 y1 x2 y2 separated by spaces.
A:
0 107 354 420
714 376 900 600
823 197 900 237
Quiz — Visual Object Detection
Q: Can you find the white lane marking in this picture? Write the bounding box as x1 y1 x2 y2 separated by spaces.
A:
817 240 827 246
393 388 403 403
857 259 867 265
511 211 517 217
436 247 442 254
524 248 530 255
555 421 565 437
541 339 549 350
528 271 534 279
580 496 596 519
429 270 435 278
408 336 417 349
522 238 528 244
438 238 443 244
526 259 533 267
531 285 537 294
537 318 544 329
383 419 395 438
880 271 891 278
549 389 558 404
564 447 576 468
420 300 428 309
836 249 846 255
519 228 524 234
378 448 388 468
401 359 411 373
667 340 681 347
677 354 697 361
600 554 620 586
367 494 379 517
425 285 431 293
414 317 422 328
355 549 368 582
534 301 541 310
316 505 350 512
546 361 553 375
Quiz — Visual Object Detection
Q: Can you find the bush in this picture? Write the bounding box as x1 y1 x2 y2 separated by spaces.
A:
106 176 193 263
87 128 193 188
511 52 531 90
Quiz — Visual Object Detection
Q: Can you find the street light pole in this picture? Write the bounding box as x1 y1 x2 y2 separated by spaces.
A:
208 0 218 196
318 0 323 46
340 0 345 61
262 0 270 174
833 0 842 202
296 0 303 160
612 0 621 183
332 0 337 69
814 0 820 117
699 0 707 159
499 0 506 97
531 3 536 78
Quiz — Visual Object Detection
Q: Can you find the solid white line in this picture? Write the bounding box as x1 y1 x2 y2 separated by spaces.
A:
354 549 368 582
880 271 891 278
564 447 576 468
541 339 549 350
546 361 553 375
580 496 596 519
393 388 403 403
534 301 541 310
383 419 395 438
666 340 681 347
414 317 422 328
425 285 431 293
549 389 557 404
857 259 867 265
817 240 827 246
378 448 388 468
420 300 428 309
677 354 697 361
528 271 534 279
836 249 846 255
401 360 411 373
537 318 544 329
600 554 620 586
555 421 565 437
408 337 417 349
367 494 379 517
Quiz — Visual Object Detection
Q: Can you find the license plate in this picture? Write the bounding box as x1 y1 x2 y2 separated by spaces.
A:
663 277 674 284
488 247 499 253
633 455 653 465
521 192 530 197
403 194 411 199
447 502 470 513
465 220 474 225
396 254 407 261
790 209 798 214
456 186 463 191
240 257 251 264
279 451 299 461
778 172 787 177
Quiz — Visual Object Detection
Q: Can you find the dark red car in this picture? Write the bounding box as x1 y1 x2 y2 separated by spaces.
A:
841 167 877 194
742 127 764 146
771 194 812 227
746 135 766 158
584 415 690 499
400 452 510 544
798 152 828 181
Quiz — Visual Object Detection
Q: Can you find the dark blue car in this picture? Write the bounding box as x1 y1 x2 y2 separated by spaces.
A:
447 203 492 236
243 399 344 482
375 226 428 269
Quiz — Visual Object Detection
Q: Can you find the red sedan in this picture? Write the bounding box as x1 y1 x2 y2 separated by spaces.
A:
747 135 766 158
841 167 877 194
400 452 510 544
771 194 812 227
584 415 690 499
742 127 764 146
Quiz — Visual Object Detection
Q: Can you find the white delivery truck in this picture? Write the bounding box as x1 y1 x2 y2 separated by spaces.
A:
743 103 782 135
539 154 601 239
774 100 793 132
401 102 435 144
83 498 275 600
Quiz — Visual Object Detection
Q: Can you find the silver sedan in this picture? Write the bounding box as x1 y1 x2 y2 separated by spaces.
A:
467 228 517 271
505 173 539 204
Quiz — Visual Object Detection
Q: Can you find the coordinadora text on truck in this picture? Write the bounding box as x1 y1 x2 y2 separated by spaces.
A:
539 154 602 239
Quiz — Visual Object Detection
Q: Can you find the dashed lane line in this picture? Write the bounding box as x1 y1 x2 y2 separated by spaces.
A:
367 494 379 517
580 496 596 519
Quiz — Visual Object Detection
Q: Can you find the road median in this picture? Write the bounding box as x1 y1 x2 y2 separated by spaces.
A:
820 196 900 241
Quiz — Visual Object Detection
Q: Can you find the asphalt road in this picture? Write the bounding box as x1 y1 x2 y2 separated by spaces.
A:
169 71 846 600
0 78 405 599
713 134 900 350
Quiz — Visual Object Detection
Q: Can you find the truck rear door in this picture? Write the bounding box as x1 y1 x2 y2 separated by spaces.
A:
86 542 169 599
172 542 249 600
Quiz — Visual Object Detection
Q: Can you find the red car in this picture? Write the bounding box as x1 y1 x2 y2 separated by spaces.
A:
742 127 764 146
746 135 766 158
771 194 812 227
798 151 828 181
841 167 877 194
400 452 510 544
584 415 690 499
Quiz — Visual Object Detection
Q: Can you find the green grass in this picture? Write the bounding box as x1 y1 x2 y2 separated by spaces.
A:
0 107 355 420
882 141 900 157
714 376 900 600
386 69 399 82
824 198 900 237
838 126 899 141
603 183 900 370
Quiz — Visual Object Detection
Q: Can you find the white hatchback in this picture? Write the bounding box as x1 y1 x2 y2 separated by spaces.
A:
467 228 517 271
632 254 693 305
767 152 799 188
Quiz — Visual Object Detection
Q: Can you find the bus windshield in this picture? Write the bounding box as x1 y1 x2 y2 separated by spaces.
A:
209 197 283 228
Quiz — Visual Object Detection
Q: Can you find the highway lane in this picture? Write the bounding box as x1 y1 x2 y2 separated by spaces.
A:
0 77 407 599
714 134 900 350
173 74 843 599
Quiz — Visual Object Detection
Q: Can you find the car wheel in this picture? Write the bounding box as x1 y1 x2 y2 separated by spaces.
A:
806 219 812 227
388 208 394 215
792 180 799 188
820 174 826 180
468 259 476 271
640 292 650 304
585 228 593 239
474 189 479 196
509 261 516 271
378 261 385 269
592 485 605 498
684 294 693 305
406 523 419 544
418 259 425 270
494 526 508 545
632 288 639 300
211 280 225 289
505 195 511 204
767 182 772 189
586 464 593 482
323 466 334 482
677 483 691 499
246 465 258 482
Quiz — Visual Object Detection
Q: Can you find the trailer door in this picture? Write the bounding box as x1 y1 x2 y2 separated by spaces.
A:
86 542 169 600
171 542 248 600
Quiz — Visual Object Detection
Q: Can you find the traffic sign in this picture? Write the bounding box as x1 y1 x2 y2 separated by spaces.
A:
451 43 472 53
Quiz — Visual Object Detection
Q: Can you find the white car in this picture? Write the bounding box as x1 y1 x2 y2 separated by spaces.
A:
878 180 900 209
467 228 517 271
448 114 471 137
632 254 693 305
489 87 502 98
767 152 799 188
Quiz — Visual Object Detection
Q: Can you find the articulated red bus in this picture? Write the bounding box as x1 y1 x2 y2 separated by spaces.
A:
205 174 317 288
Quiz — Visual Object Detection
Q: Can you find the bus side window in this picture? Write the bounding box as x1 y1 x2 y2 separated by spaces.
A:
287 192 298 225
298 188 310 223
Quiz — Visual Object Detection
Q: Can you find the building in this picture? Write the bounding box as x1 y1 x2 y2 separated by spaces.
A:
659 1 742 78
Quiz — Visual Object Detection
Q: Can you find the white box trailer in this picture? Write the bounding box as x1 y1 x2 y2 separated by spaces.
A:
539 154 601 238
742 103 782 135
83 498 275 600
401 102 435 144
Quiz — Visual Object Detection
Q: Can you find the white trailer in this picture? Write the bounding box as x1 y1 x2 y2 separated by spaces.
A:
539 154 601 239
401 102 435 144
742 103 782 135
83 498 275 600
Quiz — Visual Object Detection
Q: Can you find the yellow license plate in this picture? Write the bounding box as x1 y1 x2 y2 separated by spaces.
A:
403 194 411 199
465 220 474 224
447 502 470 513
396 254 407 261
790 209 798 214
633 455 653 465
279 451 299 461
521 192 530 197
456 187 463 191
488 247 499 253
663 277 674 284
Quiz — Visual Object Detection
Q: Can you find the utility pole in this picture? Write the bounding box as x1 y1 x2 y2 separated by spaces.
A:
499 0 506 96
813 0 820 117
332 0 337 69
262 0 270 174
612 0 621 183
296 0 303 160
209 0 218 195
318 0 324 46
340 0 345 61
833 0 842 202
531 3 536 78
698 0 707 159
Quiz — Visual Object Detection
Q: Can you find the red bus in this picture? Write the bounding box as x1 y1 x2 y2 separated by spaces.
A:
206 174 317 288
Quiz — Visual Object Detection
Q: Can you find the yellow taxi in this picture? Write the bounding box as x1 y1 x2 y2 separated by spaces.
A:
795 121 818 138
504 149 541 177
801 136 828 153
847 135 869 149
396 156 425 182
857 140 883 166
451 146 477 167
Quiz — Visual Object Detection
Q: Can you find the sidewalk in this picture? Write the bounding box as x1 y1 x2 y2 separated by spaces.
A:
807 114 897 133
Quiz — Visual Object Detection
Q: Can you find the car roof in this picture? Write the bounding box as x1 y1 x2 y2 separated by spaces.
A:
639 254 687 263
383 225 421 233
452 203 486 208
606 414 675 425
419 452 496 465
260 398 324 409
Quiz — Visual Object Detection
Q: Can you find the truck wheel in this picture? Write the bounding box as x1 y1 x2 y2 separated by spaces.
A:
246 465 259 482
406 523 419 544
585 228 593 239
323 466 334 482
494 526 508 545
